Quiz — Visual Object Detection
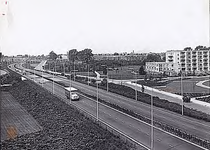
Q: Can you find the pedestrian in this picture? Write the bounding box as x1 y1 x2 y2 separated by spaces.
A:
141 84 145 93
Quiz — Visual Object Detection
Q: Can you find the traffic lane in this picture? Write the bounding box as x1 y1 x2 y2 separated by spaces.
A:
61 79 210 141
23 74 204 150
70 95 203 150
23 69 210 141
69 79 210 140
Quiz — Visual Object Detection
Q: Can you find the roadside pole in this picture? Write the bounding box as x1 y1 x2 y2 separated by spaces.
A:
107 66 109 92
151 87 154 150
63 62 65 75
181 72 184 116
69 60 72 104
88 64 90 86
96 82 99 121
33 68 35 82
135 73 137 101
53 68 54 94
41 67 43 87
74 61 76 81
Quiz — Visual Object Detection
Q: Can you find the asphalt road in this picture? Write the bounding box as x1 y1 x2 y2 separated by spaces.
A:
42 81 204 150
11 64 209 150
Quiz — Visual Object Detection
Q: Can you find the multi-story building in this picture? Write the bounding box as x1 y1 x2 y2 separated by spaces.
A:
146 62 180 76
146 48 210 76
179 49 210 74
93 53 147 61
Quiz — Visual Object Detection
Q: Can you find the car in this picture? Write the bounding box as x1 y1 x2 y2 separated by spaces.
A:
64 87 80 101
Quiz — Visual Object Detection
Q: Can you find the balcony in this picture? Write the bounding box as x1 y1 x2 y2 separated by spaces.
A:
181 64 185 67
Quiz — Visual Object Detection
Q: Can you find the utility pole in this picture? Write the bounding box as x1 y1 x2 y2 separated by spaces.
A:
107 66 108 92
53 68 54 94
135 73 137 101
69 61 72 104
181 72 184 116
96 82 99 121
41 67 43 87
88 64 90 86
151 87 154 150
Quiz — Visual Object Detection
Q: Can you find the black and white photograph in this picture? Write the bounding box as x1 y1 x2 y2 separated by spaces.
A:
0 0 210 149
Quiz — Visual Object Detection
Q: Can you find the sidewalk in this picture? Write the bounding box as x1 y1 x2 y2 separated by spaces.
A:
122 81 210 115
34 60 47 71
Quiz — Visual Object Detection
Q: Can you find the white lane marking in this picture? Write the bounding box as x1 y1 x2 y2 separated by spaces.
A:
61 77 210 129
80 93 208 150
13 65 209 150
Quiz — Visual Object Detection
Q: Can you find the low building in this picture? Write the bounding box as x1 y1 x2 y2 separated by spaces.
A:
145 62 180 76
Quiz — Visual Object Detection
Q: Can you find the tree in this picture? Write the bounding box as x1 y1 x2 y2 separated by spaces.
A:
139 65 146 75
113 52 119 55
145 53 162 62
68 49 78 62
102 66 107 75
49 51 58 60
78 48 93 64
195 45 206 51
183 47 192 51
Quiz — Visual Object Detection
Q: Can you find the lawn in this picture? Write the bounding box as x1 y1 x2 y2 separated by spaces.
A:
75 65 145 80
104 65 144 80
156 77 210 95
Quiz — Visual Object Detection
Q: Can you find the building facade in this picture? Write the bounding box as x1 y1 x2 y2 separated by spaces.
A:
146 62 180 76
146 48 210 76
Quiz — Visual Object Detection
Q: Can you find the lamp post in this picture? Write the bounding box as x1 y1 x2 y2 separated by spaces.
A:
41 66 43 87
88 64 90 86
151 87 154 150
181 71 184 116
135 73 137 101
107 66 109 92
63 62 65 75
96 81 99 121
69 60 72 104
33 67 35 82
53 67 54 94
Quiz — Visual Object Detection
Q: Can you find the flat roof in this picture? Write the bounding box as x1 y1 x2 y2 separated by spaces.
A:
64 87 78 91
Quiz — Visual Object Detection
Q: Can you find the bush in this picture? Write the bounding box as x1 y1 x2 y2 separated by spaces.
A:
91 79 96 84
101 78 107 86
1 72 135 150
182 95 191 103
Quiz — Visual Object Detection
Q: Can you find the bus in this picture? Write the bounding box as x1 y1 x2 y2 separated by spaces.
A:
64 87 80 101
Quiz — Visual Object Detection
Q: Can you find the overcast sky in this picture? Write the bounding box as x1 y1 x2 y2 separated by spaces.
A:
0 0 209 56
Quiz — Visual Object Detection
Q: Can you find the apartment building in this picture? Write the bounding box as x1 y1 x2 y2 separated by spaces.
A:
146 62 180 76
179 49 210 73
146 48 210 76
94 53 147 61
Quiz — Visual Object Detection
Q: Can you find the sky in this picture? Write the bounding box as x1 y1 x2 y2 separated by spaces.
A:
0 0 209 56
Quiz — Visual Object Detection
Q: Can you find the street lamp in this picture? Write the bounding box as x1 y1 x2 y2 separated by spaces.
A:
180 71 184 116
63 62 65 75
88 64 90 86
41 66 43 87
69 61 72 104
151 87 154 150
102 65 109 92
96 81 99 121
135 73 137 101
